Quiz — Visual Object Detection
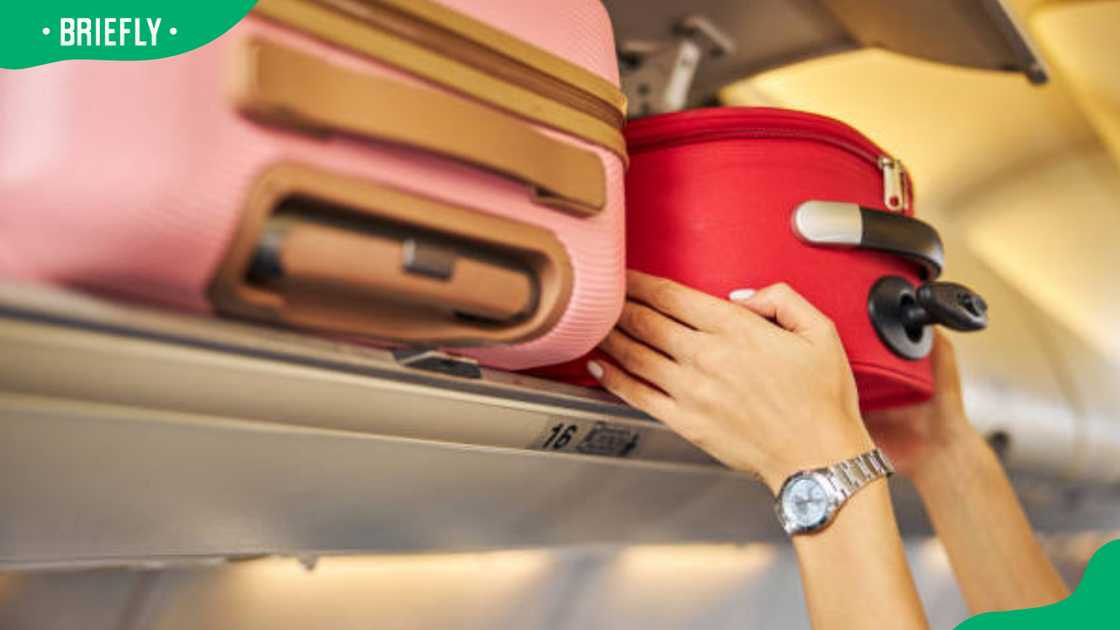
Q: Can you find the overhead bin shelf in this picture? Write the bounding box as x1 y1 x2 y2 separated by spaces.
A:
0 393 772 567
0 286 719 468
0 286 774 567
1 286 1115 568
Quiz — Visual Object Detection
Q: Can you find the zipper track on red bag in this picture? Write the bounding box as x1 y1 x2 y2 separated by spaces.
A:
630 128 880 168
627 118 913 212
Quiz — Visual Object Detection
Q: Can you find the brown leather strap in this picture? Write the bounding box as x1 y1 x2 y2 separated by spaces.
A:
273 220 536 322
232 38 606 215
366 0 626 116
252 0 628 163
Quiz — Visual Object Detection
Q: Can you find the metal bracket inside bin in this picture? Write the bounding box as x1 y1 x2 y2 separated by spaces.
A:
393 348 483 379
619 14 737 117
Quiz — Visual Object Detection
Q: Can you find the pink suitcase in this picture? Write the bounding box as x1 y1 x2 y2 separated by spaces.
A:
0 0 627 370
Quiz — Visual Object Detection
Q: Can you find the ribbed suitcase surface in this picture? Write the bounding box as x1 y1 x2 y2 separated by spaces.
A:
0 0 626 370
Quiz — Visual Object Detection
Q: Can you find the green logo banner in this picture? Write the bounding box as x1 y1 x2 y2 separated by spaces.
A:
1 1 257 70
957 539 1120 629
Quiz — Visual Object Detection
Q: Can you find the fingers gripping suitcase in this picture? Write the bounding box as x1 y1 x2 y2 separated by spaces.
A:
532 108 987 410
0 0 627 370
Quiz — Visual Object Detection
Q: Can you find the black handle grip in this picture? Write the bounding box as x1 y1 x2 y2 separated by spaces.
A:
792 201 945 279
859 209 944 279
902 282 989 332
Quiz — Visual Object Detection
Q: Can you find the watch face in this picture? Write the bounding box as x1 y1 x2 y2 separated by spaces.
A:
781 476 831 529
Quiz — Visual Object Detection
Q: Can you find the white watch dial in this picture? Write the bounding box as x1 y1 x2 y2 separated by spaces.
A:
782 476 830 528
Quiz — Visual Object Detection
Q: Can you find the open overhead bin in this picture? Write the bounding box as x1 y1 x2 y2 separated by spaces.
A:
2 286 1119 570
0 286 779 568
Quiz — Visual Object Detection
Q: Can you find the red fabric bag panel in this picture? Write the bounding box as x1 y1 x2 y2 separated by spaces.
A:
531 107 933 411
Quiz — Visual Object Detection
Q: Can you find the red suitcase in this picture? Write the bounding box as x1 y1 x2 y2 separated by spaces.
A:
533 107 987 410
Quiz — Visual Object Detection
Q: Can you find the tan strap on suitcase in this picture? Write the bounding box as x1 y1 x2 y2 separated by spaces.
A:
368 0 626 117
252 0 628 162
232 38 607 215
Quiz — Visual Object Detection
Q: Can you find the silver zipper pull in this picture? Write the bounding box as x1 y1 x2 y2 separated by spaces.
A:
878 156 908 212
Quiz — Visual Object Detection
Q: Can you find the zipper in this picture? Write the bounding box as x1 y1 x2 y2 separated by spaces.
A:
628 115 913 213
878 156 909 212
255 0 626 131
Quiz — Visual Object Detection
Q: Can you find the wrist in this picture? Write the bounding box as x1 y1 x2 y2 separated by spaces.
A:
910 421 990 493
759 412 876 494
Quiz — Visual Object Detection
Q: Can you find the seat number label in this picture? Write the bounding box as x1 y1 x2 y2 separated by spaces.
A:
530 419 643 458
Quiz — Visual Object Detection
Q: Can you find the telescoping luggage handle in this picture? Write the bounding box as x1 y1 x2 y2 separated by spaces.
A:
210 164 575 346
231 38 608 216
792 200 988 360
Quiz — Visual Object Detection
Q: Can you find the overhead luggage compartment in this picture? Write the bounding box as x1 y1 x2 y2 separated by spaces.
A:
2 285 1118 571
0 286 781 568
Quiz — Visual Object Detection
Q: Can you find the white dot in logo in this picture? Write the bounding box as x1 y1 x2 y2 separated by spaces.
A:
169 27 178 36
42 27 50 35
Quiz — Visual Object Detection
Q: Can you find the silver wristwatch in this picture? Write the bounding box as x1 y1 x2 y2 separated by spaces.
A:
774 448 895 536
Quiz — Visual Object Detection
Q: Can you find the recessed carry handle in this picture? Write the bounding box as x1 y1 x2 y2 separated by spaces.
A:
792 200 944 279
251 218 538 323
232 38 607 216
209 164 576 346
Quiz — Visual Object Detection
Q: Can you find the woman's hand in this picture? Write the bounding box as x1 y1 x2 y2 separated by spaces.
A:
589 271 873 491
863 333 979 480
591 272 933 628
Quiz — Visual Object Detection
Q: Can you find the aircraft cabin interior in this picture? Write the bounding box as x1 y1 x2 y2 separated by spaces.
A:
1 0 1119 628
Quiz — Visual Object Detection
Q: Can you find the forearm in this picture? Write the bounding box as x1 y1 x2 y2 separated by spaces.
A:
793 481 929 630
913 426 1069 612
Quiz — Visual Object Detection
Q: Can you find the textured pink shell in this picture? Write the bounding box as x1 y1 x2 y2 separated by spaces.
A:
0 2 625 370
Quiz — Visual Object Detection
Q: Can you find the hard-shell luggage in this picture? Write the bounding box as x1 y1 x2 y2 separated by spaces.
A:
0 0 627 370
532 107 987 410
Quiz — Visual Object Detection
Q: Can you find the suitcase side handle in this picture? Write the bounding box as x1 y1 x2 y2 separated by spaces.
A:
231 38 607 217
210 164 574 346
251 217 538 323
791 200 944 279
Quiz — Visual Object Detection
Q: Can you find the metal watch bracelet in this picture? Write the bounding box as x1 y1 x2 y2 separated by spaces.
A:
827 448 895 499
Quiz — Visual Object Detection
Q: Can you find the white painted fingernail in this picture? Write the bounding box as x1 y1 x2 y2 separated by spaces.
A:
728 288 756 302
586 361 604 380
